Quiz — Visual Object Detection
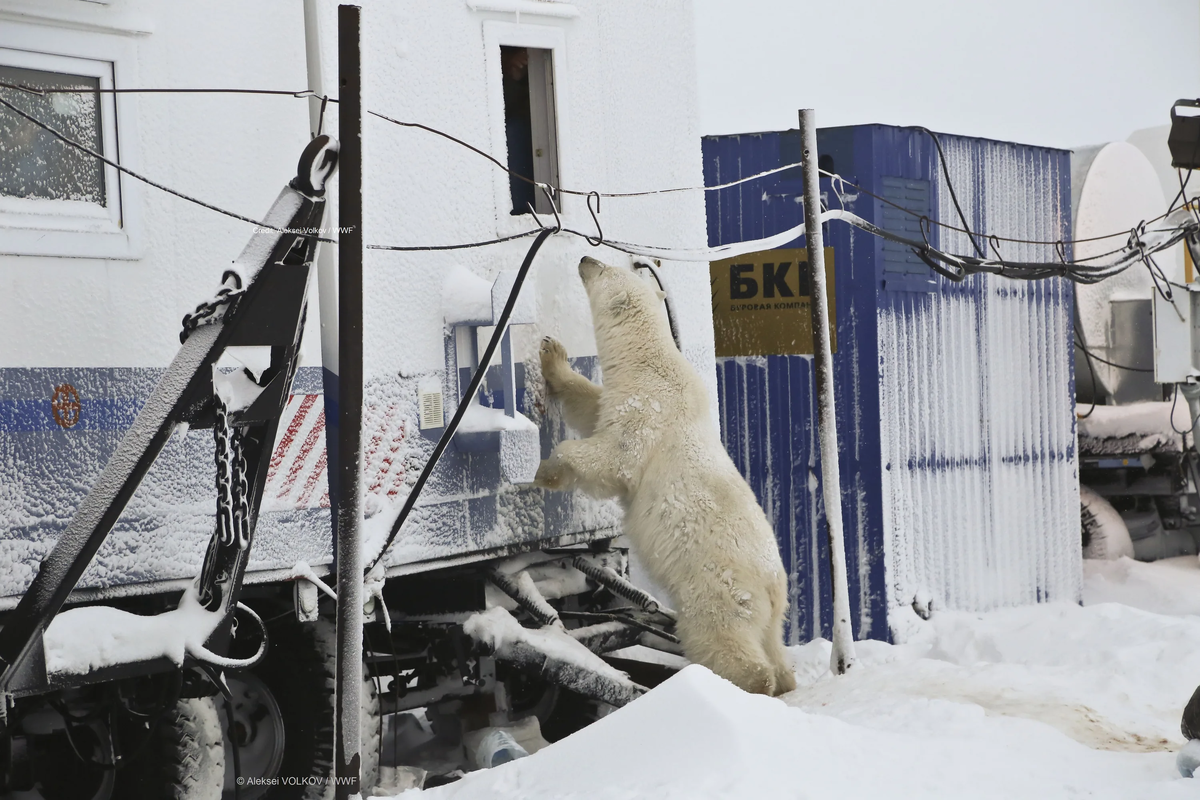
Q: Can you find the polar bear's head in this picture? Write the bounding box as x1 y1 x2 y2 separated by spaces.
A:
578 256 673 359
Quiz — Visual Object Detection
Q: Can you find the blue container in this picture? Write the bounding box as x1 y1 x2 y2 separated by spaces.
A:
703 125 1079 645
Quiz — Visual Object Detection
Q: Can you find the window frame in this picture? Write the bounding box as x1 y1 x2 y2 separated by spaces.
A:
483 21 570 236
0 21 143 259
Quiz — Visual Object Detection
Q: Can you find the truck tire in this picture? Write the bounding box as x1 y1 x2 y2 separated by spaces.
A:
113 696 225 800
223 615 379 799
1080 485 1135 560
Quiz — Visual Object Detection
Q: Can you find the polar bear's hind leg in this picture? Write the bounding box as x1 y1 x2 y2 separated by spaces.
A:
676 611 778 696
763 595 796 696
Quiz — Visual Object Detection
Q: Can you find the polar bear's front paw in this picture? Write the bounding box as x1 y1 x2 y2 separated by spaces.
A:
540 336 572 393
534 457 566 490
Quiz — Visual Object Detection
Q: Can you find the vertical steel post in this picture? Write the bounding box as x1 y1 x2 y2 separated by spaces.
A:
798 108 857 675
335 5 363 797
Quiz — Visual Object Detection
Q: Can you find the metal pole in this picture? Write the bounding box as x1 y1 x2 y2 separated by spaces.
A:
798 108 857 675
335 5 363 798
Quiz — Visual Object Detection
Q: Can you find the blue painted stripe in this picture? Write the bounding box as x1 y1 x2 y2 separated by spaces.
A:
0 397 143 432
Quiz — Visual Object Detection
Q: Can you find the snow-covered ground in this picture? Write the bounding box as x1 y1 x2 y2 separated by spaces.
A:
375 557 1200 799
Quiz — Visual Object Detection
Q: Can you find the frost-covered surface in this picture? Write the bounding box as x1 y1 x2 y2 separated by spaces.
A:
387 586 1200 799
0 371 332 601
880 137 1080 620
44 588 223 675
463 606 636 691
1077 400 1191 454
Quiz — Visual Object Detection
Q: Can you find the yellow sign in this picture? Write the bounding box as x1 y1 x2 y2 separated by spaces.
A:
710 248 836 358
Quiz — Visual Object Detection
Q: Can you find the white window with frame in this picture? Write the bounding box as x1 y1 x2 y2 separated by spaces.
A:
484 22 569 232
0 22 142 259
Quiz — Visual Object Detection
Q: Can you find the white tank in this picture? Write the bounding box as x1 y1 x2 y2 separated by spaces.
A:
1072 141 1168 403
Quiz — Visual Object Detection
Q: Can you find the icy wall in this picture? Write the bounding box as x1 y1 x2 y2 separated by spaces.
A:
877 133 1081 617
704 126 1079 644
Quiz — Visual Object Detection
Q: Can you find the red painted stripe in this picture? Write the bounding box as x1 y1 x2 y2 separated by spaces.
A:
386 421 409 498
370 419 406 495
277 408 326 500
363 403 396 465
269 394 317 476
297 448 328 508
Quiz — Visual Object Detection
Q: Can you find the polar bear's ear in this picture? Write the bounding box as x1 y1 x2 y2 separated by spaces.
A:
655 289 667 301
609 291 631 313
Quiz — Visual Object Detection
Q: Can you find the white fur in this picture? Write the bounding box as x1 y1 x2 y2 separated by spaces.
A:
537 256 796 696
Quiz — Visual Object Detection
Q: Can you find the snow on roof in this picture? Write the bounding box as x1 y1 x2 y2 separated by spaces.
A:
1078 400 1191 454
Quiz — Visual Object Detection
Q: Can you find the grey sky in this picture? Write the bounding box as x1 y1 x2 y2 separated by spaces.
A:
693 0 1199 149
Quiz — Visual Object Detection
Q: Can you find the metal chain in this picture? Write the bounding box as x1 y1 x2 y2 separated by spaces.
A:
180 269 245 343
230 419 251 551
198 394 252 608
213 396 236 547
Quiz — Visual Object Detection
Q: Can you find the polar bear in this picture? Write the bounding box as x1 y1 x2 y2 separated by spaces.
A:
536 256 796 697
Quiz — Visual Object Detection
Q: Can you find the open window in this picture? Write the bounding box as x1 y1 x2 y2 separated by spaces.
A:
500 46 560 216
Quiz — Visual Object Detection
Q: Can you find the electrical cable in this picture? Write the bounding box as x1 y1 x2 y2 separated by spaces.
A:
1072 336 1155 373
11 79 1172 282
368 229 543 251
5 81 1194 255
913 126 986 258
1074 317 1098 419
366 228 553 573
0 80 323 98
0 95 335 244
632 259 682 351
814 167 1168 248
368 109 809 198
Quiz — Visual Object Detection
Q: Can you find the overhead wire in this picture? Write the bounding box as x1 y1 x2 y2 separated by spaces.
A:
0 93 336 243
5 81 1198 284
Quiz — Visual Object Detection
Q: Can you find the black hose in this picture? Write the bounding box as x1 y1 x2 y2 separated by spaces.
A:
366 228 554 572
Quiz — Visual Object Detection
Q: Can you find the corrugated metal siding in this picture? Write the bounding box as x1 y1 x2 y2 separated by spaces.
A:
704 131 888 645
879 133 1080 613
704 125 1079 644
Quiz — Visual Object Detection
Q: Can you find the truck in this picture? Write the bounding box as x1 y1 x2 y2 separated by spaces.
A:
1072 114 1200 564
0 1 711 796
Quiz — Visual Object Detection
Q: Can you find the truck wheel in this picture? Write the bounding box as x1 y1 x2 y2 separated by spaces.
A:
1081 485 1135 560
222 615 379 799
112 696 225 800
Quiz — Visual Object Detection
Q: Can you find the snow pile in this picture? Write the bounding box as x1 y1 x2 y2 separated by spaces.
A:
442 265 493 325
380 594 1200 799
457 401 537 433
43 588 227 675
796 603 1199 754
1077 401 1191 454
1084 555 1200 617
380 661 1185 800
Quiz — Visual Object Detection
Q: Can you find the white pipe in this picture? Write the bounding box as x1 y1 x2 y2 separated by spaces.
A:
799 108 856 675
